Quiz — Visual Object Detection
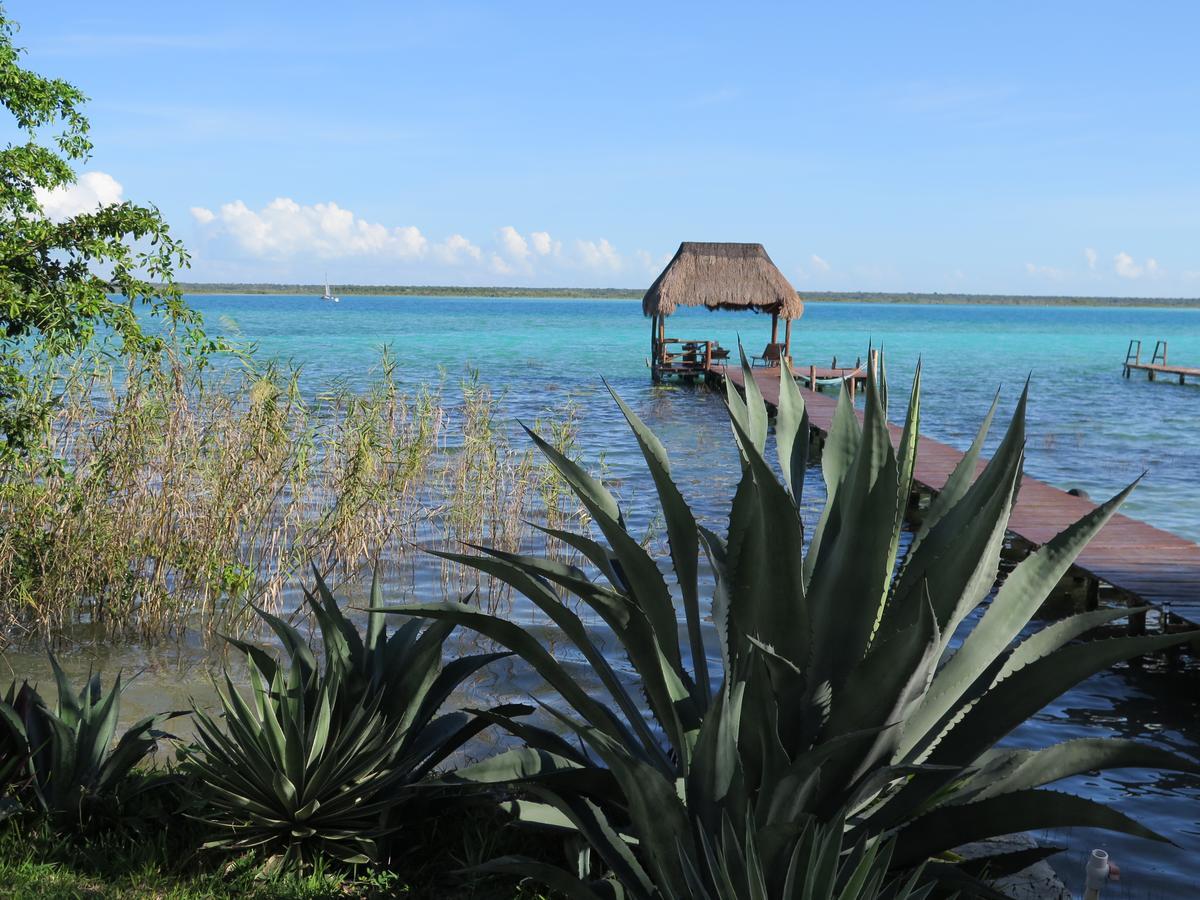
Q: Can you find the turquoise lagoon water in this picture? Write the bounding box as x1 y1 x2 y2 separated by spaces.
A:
30 296 1200 894
199 294 1200 540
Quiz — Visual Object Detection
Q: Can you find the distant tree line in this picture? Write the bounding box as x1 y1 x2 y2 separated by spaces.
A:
174 283 1200 307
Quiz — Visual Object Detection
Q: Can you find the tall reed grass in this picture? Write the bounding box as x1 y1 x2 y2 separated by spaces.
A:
0 349 585 644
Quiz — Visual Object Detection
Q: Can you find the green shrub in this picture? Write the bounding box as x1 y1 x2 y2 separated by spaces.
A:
388 353 1199 894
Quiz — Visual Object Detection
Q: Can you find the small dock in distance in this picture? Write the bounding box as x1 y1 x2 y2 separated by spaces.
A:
1124 339 1200 385
712 364 1200 627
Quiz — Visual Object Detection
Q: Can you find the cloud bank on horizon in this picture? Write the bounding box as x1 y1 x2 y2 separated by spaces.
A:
184 195 653 283
31 169 1191 292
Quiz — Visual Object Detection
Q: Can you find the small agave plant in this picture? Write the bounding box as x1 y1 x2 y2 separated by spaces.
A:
0 655 177 827
186 566 525 871
386 352 1199 896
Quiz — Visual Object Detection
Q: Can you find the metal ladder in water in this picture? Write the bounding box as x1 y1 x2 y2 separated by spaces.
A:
1123 339 1141 377
1151 339 1168 366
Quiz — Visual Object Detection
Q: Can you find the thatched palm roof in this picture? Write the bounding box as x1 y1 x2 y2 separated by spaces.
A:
642 242 803 318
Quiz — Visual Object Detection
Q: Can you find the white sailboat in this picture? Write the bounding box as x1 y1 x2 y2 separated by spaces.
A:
321 275 340 303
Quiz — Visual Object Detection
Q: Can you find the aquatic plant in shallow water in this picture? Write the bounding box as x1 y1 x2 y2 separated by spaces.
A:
386 351 1200 895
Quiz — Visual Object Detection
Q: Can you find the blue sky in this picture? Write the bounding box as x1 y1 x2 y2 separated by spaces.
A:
10 1 1200 294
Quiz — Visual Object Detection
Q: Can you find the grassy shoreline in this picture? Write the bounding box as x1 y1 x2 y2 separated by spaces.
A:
176 283 1200 308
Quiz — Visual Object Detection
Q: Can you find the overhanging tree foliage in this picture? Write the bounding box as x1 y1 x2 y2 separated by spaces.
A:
0 7 212 461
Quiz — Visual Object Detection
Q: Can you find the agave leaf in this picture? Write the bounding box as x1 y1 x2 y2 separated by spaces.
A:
249 605 317 683
686 682 746 836
805 367 901 692
905 482 1137 755
522 424 684 676
444 747 586 786
931 629 1200 768
520 422 621 524
775 361 810 503
955 738 1200 804
307 566 364 673
724 412 810 683
366 563 386 652
426 552 674 769
890 362 921 568
221 635 280 684
383 601 644 755
404 650 513 740
529 784 660 898
388 619 455 734
909 389 1000 552
735 343 769 456
995 605 1147 684
892 788 1170 867
698 525 734 680
526 523 623 589
608 382 708 700
803 383 861 585
822 584 941 789
404 705 532 781
882 395 1023 648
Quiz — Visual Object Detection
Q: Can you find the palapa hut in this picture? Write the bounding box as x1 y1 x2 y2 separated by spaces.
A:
643 242 803 379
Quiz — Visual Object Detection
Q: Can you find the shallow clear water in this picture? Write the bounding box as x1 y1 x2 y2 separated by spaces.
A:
13 295 1200 895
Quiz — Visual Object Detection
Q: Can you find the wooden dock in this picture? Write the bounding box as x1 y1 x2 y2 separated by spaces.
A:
1123 339 1200 385
713 365 1200 623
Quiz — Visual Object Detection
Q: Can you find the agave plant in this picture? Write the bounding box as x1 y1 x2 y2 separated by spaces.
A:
187 566 525 870
0 680 36 819
0 655 176 826
385 351 1198 893
483 794 934 900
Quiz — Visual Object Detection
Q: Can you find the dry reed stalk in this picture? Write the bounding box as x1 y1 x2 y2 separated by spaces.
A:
0 349 587 646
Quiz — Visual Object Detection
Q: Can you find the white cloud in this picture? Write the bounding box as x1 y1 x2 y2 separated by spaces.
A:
431 233 482 265
529 230 561 256
810 253 831 273
1084 247 1097 270
497 226 531 264
191 197 634 280
1114 251 1161 279
34 171 124 220
575 238 622 271
196 197 429 260
1025 261 1063 279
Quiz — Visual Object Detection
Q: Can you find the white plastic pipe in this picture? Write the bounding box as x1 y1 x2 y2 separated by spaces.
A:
1084 849 1110 900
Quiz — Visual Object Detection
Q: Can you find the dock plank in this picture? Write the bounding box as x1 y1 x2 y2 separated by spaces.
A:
713 365 1200 618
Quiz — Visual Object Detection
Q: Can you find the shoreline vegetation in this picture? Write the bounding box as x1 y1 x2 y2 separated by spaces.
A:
175 282 1200 307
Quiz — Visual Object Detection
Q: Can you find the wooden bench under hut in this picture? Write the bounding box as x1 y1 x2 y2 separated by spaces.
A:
644 242 804 381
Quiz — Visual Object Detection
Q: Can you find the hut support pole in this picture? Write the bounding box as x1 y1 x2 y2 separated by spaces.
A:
771 312 779 345
650 314 659 369
784 318 792 361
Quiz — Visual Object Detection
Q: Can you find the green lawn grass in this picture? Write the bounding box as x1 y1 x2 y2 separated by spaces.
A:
0 807 553 899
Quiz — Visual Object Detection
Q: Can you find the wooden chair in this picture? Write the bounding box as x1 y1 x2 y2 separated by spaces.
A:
751 343 788 368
